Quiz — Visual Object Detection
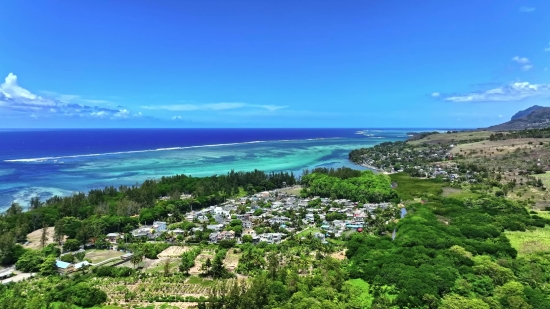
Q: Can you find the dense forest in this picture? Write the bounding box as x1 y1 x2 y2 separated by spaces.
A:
301 170 397 203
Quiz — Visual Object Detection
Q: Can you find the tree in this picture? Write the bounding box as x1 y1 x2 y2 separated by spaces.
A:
40 256 58 275
180 248 199 275
440 294 490 309
62 239 81 252
211 254 227 279
267 252 279 279
15 250 43 272
131 251 144 269
29 197 42 210
68 282 108 307
60 254 75 263
42 243 61 257
6 202 23 217
242 235 253 243
40 225 49 249
202 258 212 275
0 232 19 265
163 258 171 277
74 251 86 262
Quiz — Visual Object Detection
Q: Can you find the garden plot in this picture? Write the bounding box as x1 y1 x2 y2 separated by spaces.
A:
189 250 215 275
95 275 214 307
144 259 180 274
157 246 190 258
223 249 242 272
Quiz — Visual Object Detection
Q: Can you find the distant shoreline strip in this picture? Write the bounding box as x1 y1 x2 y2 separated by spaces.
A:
4 137 344 163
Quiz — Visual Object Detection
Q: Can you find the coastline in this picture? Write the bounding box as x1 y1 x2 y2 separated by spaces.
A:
0 129 410 211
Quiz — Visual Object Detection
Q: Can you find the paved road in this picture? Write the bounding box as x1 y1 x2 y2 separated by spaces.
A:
2 272 35 284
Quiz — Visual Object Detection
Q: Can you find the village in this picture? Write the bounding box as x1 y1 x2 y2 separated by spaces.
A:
122 188 396 246
8 187 397 280
350 141 486 183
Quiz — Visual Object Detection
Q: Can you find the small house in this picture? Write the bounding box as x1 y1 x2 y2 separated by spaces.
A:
106 232 121 243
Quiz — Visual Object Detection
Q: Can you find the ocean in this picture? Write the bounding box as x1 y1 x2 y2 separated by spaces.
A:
0 128 413 211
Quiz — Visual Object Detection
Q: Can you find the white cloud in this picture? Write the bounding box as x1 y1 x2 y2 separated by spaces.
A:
522 64 534 71
431 92 440 97
90 111 108 118
143 103 246 111
255 105 288 111
498 115 503 118
545 43 550 52
0 73 142 120
439 81 550 103
172 116 183 120
113 109 130 118
512 56 530 64
519 6 536 12
142 102 287 112
0 73 56 107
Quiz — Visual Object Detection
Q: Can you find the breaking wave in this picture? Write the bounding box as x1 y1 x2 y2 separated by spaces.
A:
4 137 342 163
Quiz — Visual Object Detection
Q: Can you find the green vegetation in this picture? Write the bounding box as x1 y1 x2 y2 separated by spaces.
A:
389 172 444 199
3 155 550 308
505 226 550 256
301 170 397 202
490 127 550 141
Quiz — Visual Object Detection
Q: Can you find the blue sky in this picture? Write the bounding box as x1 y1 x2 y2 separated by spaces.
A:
1 0 549 128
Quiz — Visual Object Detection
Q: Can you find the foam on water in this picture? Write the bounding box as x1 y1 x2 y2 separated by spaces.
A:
3 137 342 163
0 130 411 211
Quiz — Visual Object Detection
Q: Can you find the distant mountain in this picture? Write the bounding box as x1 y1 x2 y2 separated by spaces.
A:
488 106 550 131
511 105 545 120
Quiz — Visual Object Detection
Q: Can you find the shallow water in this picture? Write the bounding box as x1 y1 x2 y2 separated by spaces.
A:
0 129 411 211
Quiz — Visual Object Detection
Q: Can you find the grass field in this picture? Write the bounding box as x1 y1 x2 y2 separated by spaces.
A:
451 138 550 157
145 259 180 274
505 226 550 256
441 187 480 199
85 249 125 263
407 131 493 146
534 172 550 189
390 173 444 200
223 249 241 272
296 228 321 238
279 185 302 195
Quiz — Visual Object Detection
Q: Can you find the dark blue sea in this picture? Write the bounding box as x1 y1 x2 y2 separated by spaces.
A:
0 128 421 211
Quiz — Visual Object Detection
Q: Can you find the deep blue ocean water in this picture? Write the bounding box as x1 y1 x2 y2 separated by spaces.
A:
0 128 425 211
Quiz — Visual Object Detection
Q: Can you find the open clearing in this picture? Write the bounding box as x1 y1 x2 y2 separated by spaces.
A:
144 258 180 274
279 185 302 195
451 138 550 156
189 250 215 275
224 249 241 272
330 250 347 261
85 249 125 263
534 172 550 189
505 226 550 256
157 246 190 258
24 227 57 250
408 131 493 146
